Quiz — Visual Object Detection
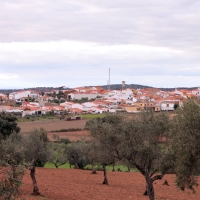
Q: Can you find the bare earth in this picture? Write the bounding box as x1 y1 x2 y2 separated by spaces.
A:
19 119 89 141
18 119 87 133
20 168 200 200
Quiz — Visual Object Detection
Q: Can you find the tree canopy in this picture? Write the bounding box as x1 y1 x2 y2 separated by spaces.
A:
170 99 200 192
0 113 20 140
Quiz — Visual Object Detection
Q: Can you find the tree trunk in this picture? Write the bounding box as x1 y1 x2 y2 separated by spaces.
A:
143 184 148 196
102 164 108 185
74 160 79 169
91 161 97 174
145 176 155 200
112 163 115 172
30 160 40 195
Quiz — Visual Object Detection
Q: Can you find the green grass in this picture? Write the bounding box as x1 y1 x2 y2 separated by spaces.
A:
44 162 138 172
81 113 106 119
85 164 138 172
50 128 82 132
17 115 57 122
44 162 71 168
17 113 106 122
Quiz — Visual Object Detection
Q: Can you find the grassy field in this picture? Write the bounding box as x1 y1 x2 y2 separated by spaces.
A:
44 162 137 172
81 113 106 119
17 113 106 123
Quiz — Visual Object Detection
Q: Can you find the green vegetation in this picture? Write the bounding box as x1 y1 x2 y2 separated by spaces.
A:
0 112 20 140
17 113 106 123
50 128 82 132
2 99 200 200
81 113 106 119
44 162 137 172
17 114 57 122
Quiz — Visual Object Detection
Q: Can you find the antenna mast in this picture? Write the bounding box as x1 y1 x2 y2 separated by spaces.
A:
108 68 110 90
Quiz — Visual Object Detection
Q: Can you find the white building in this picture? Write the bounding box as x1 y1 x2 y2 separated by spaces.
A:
160 100 180 111
9 90 40 100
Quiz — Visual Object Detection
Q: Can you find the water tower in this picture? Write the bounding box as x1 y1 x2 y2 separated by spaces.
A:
122 81 125 90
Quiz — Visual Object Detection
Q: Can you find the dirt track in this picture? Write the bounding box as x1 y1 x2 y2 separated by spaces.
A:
21 168 200 200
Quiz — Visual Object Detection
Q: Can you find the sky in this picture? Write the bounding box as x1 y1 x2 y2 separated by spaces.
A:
0 0 200 89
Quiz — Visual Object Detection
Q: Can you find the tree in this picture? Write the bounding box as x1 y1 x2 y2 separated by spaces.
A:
48 142 68 168
85 114 125 184
0 133 25 200
86 112 172 199
65 141 89 169
170 99 200 192
84 141 98 174
23 128 49 195
121 110 172 200
0 114 24 199
0 113 20 140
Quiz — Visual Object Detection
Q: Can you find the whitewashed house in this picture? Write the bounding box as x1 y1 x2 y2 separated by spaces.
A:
67 92 99 100
160 100 180 111
9 90 40 101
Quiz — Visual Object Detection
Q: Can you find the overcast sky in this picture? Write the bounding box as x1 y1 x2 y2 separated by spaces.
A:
0 0 200 89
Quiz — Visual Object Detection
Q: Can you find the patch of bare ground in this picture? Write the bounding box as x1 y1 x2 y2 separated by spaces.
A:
18 119 87 133
20 168 200 200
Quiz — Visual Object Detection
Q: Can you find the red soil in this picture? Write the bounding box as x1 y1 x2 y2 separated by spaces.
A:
20 168 200 200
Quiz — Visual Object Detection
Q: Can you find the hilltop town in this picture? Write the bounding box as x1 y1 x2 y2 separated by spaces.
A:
0 85 200 117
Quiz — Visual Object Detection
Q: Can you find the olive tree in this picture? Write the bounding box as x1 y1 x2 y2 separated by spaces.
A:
48 142 68 168
85 114 125 185
0 133 25 200
0 112 20 140
122 110 172 200
65 140 89 169
23 128 49 195
0 112 23 200
169 99 200 192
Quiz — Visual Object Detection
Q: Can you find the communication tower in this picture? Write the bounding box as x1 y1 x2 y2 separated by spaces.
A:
122 81 125 90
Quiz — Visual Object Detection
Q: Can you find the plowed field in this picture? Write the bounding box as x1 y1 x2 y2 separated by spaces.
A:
19 119 89 141
18 119 87 133
20 168 200 200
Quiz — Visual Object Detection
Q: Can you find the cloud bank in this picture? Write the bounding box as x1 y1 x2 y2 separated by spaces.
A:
0 0 199 88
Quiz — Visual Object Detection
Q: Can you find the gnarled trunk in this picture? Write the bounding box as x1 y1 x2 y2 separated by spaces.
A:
145 174 164 200
102 164 108 185
146 177 155 200
30 159 40 195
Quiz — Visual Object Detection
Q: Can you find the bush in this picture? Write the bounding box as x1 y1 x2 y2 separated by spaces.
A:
60 138 71 144
35 159 46 167
77 158 89 170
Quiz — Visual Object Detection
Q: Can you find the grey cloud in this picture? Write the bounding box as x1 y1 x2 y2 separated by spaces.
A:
0 0 200 88
0 0 200 51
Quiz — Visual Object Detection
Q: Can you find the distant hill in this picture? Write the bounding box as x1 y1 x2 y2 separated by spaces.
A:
99 84 152 90
99 84 198 91
0 85 198 94
0 87 58 94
